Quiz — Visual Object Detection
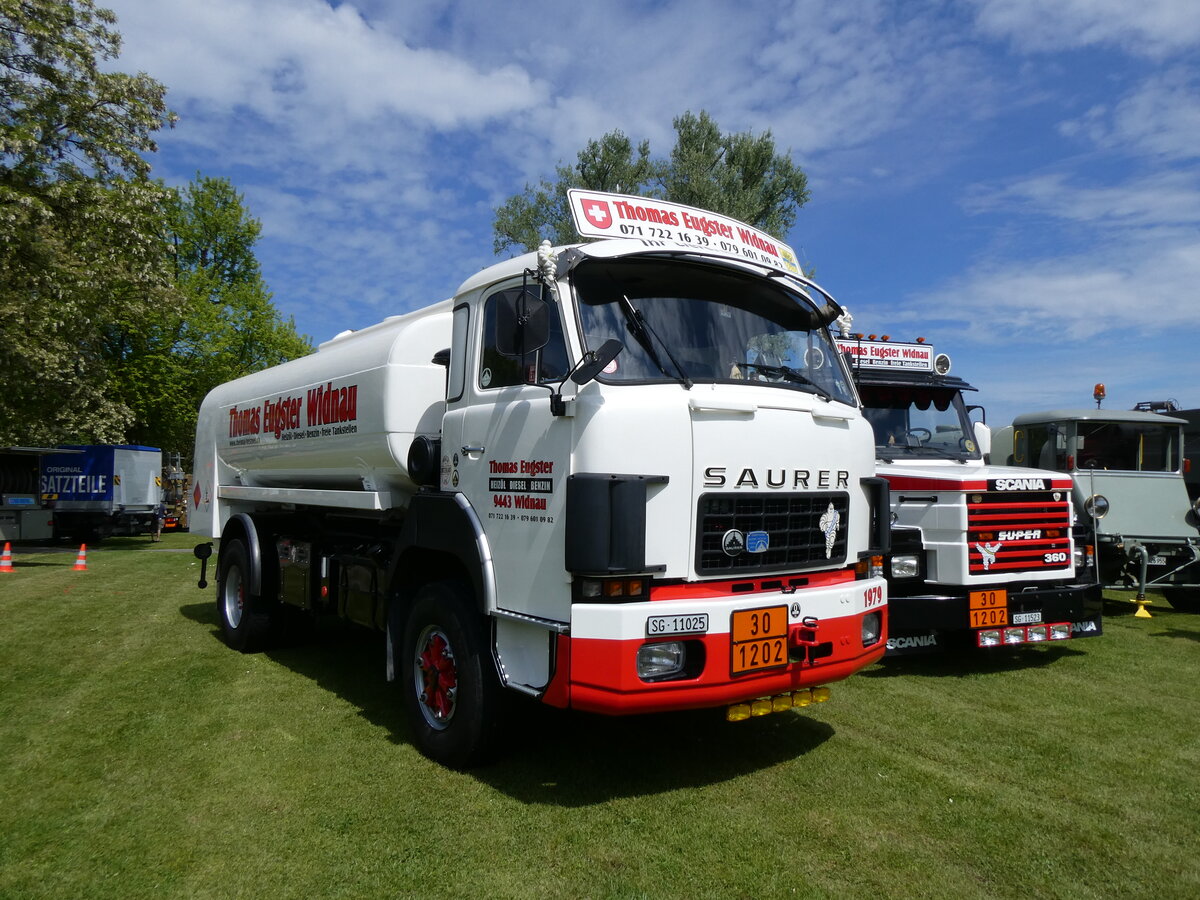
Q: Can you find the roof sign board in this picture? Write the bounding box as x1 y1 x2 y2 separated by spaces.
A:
835 338 934 372
567 189 801 276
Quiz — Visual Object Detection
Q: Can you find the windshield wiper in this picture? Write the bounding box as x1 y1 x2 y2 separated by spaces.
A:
616 295 692 388
890 444 966 460
735 360 832 401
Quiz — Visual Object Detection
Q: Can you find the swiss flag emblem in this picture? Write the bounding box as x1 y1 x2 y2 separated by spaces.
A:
581 198 613 230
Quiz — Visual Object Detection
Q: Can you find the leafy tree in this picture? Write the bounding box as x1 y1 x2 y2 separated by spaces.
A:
0 0 176 446
493 130 655 254
113 175 312 458
1 0 172 180
0 3 308 456
493 110 810 255
659 111 809 240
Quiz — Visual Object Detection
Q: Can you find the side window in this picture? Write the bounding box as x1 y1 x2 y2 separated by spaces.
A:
1018 424 1064 470
479 287 570 390
448 303 469 401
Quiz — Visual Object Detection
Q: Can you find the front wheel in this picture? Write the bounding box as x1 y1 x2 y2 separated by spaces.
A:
400 581 506 768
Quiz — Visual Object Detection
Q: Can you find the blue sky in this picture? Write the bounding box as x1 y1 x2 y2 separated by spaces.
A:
105 0 1200 427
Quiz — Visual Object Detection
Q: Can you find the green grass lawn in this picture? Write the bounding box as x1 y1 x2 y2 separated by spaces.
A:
1 537 1197 898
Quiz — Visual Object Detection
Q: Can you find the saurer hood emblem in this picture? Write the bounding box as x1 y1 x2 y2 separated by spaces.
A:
819 502 840 558
977 541 1002 571
722 529 746 557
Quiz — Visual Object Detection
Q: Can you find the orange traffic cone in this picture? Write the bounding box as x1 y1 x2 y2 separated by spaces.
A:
73 544 89 571
0 542 13 574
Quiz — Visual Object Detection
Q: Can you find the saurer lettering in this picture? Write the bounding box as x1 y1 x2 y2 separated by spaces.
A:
704 466 850 490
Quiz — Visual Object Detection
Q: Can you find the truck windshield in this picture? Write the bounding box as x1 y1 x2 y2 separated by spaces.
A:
1018 420 1181 472
570 257 856 405
1071 421 1180 472
858 385 981 460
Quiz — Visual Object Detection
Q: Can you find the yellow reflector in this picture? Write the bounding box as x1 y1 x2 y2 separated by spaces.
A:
750 699 773 717
793 689 812 707
812 686 831 703
772 694 793 712
727 704 751 722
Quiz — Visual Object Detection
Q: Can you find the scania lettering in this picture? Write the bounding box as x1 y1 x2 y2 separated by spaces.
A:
834 317 1101 655
190 192 889 768
993 403 1200 614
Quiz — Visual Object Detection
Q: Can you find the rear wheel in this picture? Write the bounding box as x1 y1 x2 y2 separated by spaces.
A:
400 581 506 768
1165 588 1200 613
216 538 277 651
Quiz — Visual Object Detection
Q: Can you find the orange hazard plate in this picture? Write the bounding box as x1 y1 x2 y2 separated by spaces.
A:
970 589 1008 627
731 605 788 676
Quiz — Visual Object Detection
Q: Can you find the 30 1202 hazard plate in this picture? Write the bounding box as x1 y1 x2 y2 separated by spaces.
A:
730 605 788 676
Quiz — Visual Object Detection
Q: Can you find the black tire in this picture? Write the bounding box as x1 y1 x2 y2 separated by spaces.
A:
400 581 506 768
1165 589 1200 613
216 538 277 652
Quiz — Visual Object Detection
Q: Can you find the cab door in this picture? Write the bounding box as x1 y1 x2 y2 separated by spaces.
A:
440 281 575 625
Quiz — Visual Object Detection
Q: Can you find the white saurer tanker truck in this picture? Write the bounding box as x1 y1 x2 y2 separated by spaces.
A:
191 191 890 767
833 321 1102 654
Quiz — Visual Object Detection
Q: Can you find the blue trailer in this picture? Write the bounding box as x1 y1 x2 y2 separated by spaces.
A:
40 445 163 541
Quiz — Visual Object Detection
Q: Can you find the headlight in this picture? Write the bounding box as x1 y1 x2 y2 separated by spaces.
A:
636 642 686 680
862 611 882 646
890 554 920 578
1084 494 1109 519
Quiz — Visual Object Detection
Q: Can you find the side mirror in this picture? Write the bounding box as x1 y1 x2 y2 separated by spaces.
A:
572 339 624 386
973 421 992 459
496 289 550 357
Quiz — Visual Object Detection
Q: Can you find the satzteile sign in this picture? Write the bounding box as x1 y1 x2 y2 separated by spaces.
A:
567 189 801 276
834 338 934 371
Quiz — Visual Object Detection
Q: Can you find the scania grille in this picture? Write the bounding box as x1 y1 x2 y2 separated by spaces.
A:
967 489 1072 574
696 492 849 576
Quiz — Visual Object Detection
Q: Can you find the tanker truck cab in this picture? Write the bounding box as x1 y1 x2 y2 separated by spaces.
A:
835 320 1102 654
191 191 889 767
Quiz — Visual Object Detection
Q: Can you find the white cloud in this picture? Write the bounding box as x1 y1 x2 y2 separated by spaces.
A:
970 0 1200 58
967 171 1200 228
917 236 1200 341
110 0 546 137
1059 69 1200 161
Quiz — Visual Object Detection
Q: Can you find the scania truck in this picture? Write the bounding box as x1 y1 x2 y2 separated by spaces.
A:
833 319 1102 654
191 191 891 767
